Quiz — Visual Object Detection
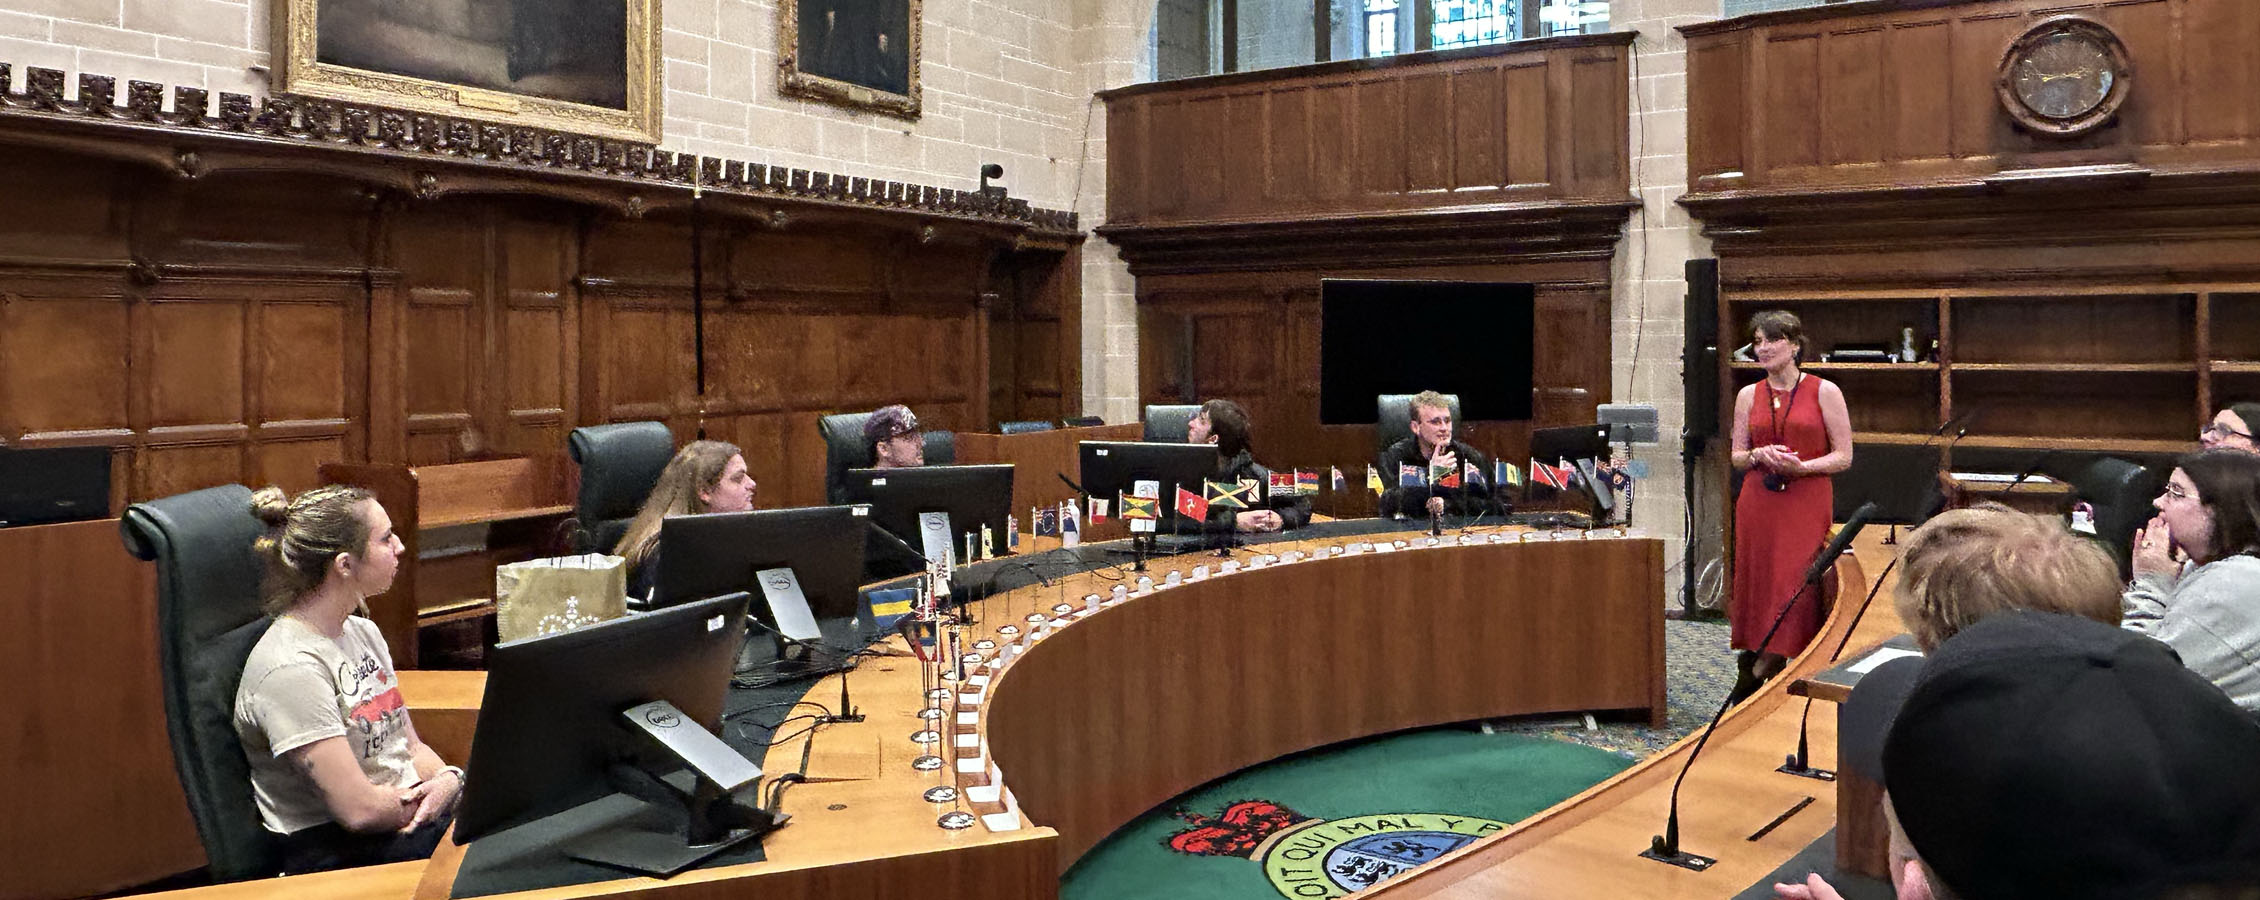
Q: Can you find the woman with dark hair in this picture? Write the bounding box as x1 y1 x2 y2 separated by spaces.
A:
1727 310 1855 703
615 440 757 602
234 485 458 874
2124 448 2260 714
1187 399 1309 533
2201 401 2260 454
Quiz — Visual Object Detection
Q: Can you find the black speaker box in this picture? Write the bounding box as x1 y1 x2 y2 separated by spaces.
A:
1682 258 1721 452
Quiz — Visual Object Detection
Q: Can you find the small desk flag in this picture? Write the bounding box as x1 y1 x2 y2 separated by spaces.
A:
1496 460 1523 487
1089 498 1110 522
1296 469 1320 494
1176 486 1210 521
1268 471 1297 497
1207 479 1257 509
1431 459 1461 488
1035 506 1059 537
1399 464 1426 488
1367 465 1385 495
1330 466 1347 492
1119 493 1159 520
1060 501 1081 547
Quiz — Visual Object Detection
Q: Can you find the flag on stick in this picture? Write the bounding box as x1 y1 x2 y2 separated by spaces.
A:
1399 464 1426 488
1367 465 1385 495
1176 486 1210 520
1330 466 1347 492
1296 469 1320 494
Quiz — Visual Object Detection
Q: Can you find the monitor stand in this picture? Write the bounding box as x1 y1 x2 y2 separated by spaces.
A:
559 701 787 878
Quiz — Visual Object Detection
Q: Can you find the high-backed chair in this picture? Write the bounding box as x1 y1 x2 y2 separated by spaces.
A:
819 412 957 504
1376 393 1462 455
566 421 676 555
2065 456 2163 578
121 484 279 882
1142 404 1200 443
998 420 1054 435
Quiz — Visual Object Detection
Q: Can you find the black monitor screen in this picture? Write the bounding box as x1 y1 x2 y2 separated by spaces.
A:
1318 279 1535 425
1078 441 1217 526
842 464 1015 560
453 591 750 843
1529 424 1613 467
655 506 869 623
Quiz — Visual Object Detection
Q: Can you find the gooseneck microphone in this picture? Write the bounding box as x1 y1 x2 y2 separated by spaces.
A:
1643 502 1877 870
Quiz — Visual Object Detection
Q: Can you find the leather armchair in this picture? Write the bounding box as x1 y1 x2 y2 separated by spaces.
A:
1142 404 1200 443
566 421 676 556
121 484 280 881
819 412 955 504
1376 393 1461 455
2066 456 2163 579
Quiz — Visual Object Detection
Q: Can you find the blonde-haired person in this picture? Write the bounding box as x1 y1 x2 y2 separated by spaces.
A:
1775 504 2124 900
615 440 757 602
1894 503 2124 651
233 485 459 874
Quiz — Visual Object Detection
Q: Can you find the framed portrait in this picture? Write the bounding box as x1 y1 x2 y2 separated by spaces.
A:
273 0 663 145
779 0 922 119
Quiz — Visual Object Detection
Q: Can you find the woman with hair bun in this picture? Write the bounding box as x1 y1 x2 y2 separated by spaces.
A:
233 485 459 874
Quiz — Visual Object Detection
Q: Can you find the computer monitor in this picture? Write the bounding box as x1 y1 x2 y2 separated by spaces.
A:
1528 424 1617 518
656 506 872 649
453 592 778 876
1078 441 1218 527
842 464 1015 562
0 445 110 528
1529 424 1613 467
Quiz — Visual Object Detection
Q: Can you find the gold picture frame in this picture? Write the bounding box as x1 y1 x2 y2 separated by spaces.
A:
273 0 663 145
778 0 923 119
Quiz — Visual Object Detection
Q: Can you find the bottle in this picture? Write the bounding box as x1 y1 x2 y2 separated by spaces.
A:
1901 326 1918 363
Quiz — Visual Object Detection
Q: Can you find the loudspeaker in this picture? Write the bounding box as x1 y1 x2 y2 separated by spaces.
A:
1682 259 1721 455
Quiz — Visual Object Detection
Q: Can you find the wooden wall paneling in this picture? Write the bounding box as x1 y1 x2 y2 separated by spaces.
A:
1504 60 1551 188
1820 27 1886 167
1355 77 1408 198
494 209 581 458
1762 33 1824 173
1567 49 1629 192
1451 66 1505 191
1687 37 1747 184
1265 86 1312 205
1309 83 1356 202
1404 72 1455 192
0 519 201 900
394 204 488 466
1885 20 1952 165
2095 0 2173 148
2181 0 2252 144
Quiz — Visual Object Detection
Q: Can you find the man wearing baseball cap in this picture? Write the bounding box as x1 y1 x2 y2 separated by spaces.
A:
864 404 924 469
1779 610 2260 900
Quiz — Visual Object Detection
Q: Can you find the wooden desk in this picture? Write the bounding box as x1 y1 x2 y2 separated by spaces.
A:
0 517 203 900
1367 532 1897 898
953 423 1142 516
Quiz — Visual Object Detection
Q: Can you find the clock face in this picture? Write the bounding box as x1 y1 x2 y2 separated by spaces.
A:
2012 30 2116 120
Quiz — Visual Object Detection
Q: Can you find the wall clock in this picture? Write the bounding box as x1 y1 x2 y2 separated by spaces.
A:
1996 17 2131 138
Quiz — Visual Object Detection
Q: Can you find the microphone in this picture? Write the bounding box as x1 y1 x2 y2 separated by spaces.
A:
1643 502 1877 870
2001 449 2055 492
1780 554 1901 781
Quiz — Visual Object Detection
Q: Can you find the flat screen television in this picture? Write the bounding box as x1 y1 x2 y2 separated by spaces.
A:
1318 279 1536 425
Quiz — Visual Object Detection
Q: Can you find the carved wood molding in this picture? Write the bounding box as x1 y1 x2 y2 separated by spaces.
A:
1097 200 1641 277
0 63 1079 239
1681 170 2260 255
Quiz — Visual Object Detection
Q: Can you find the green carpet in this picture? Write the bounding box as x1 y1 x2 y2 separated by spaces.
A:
1061 728 1634 900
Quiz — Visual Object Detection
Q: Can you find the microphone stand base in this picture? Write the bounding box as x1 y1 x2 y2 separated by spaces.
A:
1776 759 1836 782
1638 846 1716 871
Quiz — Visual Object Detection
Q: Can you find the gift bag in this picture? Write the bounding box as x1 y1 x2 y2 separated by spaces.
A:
495 554 628 643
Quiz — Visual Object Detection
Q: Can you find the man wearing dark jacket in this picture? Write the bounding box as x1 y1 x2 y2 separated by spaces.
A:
1378 390 1499 519
1186 399 1310 532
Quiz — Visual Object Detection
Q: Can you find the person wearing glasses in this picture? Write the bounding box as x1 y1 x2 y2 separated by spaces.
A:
2201 402 2260 453
2124 448 2260 715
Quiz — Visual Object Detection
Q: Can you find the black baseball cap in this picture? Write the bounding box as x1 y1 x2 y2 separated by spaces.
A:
1882 611 2260 900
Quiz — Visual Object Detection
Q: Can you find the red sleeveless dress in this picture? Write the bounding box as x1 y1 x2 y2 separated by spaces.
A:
1731 373 1835 656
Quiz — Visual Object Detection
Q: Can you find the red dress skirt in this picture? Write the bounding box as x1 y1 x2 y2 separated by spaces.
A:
1731 374 1835 656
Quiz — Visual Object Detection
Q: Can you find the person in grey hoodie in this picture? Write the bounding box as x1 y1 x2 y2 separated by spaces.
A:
2123 448 2260 715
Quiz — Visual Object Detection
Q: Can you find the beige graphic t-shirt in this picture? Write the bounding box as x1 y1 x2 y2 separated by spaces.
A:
233 615 420 834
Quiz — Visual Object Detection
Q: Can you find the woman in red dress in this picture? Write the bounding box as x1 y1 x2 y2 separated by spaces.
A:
1727 310 1853 703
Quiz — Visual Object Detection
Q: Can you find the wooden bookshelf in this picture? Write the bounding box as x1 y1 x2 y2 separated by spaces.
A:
319 455 575 668
1724 287 2227 462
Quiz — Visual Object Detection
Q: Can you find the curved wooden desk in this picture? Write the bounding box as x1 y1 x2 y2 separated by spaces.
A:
141 526 1671 900
983 535 1667 868
1366 532 1893 898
